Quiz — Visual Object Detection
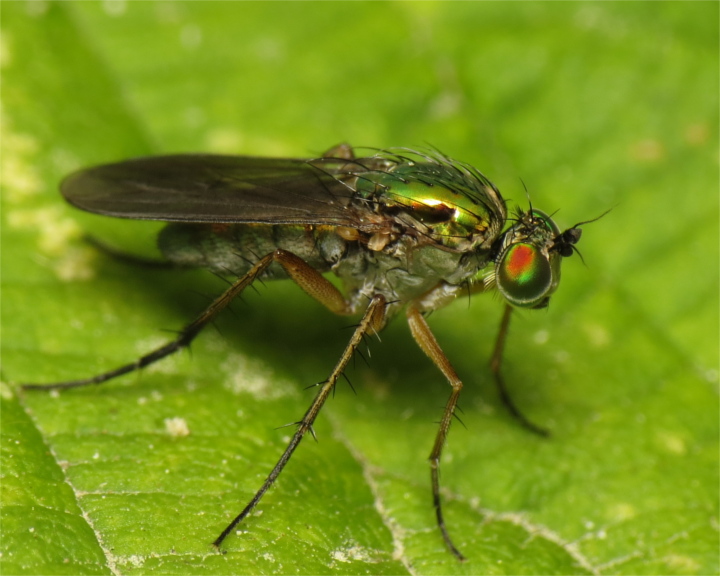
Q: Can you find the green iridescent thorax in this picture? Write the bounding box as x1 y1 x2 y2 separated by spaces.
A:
351 156 507 253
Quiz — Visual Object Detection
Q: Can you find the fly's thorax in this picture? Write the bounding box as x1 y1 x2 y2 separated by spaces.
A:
332 229 489 318
158 222 341 276
349 155 506 254
487 209 564 309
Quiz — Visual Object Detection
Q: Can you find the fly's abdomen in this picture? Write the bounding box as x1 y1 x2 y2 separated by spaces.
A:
158 222 347 278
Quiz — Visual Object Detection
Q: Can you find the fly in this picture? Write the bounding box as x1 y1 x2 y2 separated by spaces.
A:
22 144 603 561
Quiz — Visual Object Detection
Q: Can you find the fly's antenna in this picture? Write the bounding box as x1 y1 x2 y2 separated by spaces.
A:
551 207 613 259
566 207 614 230
519 177 533 214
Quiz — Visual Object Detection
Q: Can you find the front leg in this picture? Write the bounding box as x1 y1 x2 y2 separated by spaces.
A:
464 284 549 436
490 304 549 436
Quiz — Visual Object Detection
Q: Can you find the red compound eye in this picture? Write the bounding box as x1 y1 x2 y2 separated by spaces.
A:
497 243 552 307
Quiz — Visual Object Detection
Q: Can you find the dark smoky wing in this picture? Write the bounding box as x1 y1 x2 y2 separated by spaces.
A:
60 155 360 226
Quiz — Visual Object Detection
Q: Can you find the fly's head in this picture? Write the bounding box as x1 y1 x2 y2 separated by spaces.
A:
487 209 592 309
351 150 508 253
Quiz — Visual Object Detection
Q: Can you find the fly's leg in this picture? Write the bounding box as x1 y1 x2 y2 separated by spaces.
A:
406 305 466 561
22 249 352 391
213 294 387 549
23 248 383 549
464 281 549 436
83 236 176 269
491 304 549 437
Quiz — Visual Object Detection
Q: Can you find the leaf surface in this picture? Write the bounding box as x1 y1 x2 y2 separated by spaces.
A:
2 2 717 575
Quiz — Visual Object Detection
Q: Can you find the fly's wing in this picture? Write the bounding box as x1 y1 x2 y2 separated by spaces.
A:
60 154 363 227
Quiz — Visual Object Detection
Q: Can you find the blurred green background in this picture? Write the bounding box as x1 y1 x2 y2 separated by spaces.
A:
2 2 718 575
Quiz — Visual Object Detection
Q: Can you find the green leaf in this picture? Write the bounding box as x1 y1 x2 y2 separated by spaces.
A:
2 2 717 575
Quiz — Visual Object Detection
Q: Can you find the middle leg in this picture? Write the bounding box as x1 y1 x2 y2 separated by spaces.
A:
406 304 466 561
213 293 387 548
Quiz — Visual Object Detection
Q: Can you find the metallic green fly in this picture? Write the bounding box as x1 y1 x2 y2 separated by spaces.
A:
24 144 601 560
